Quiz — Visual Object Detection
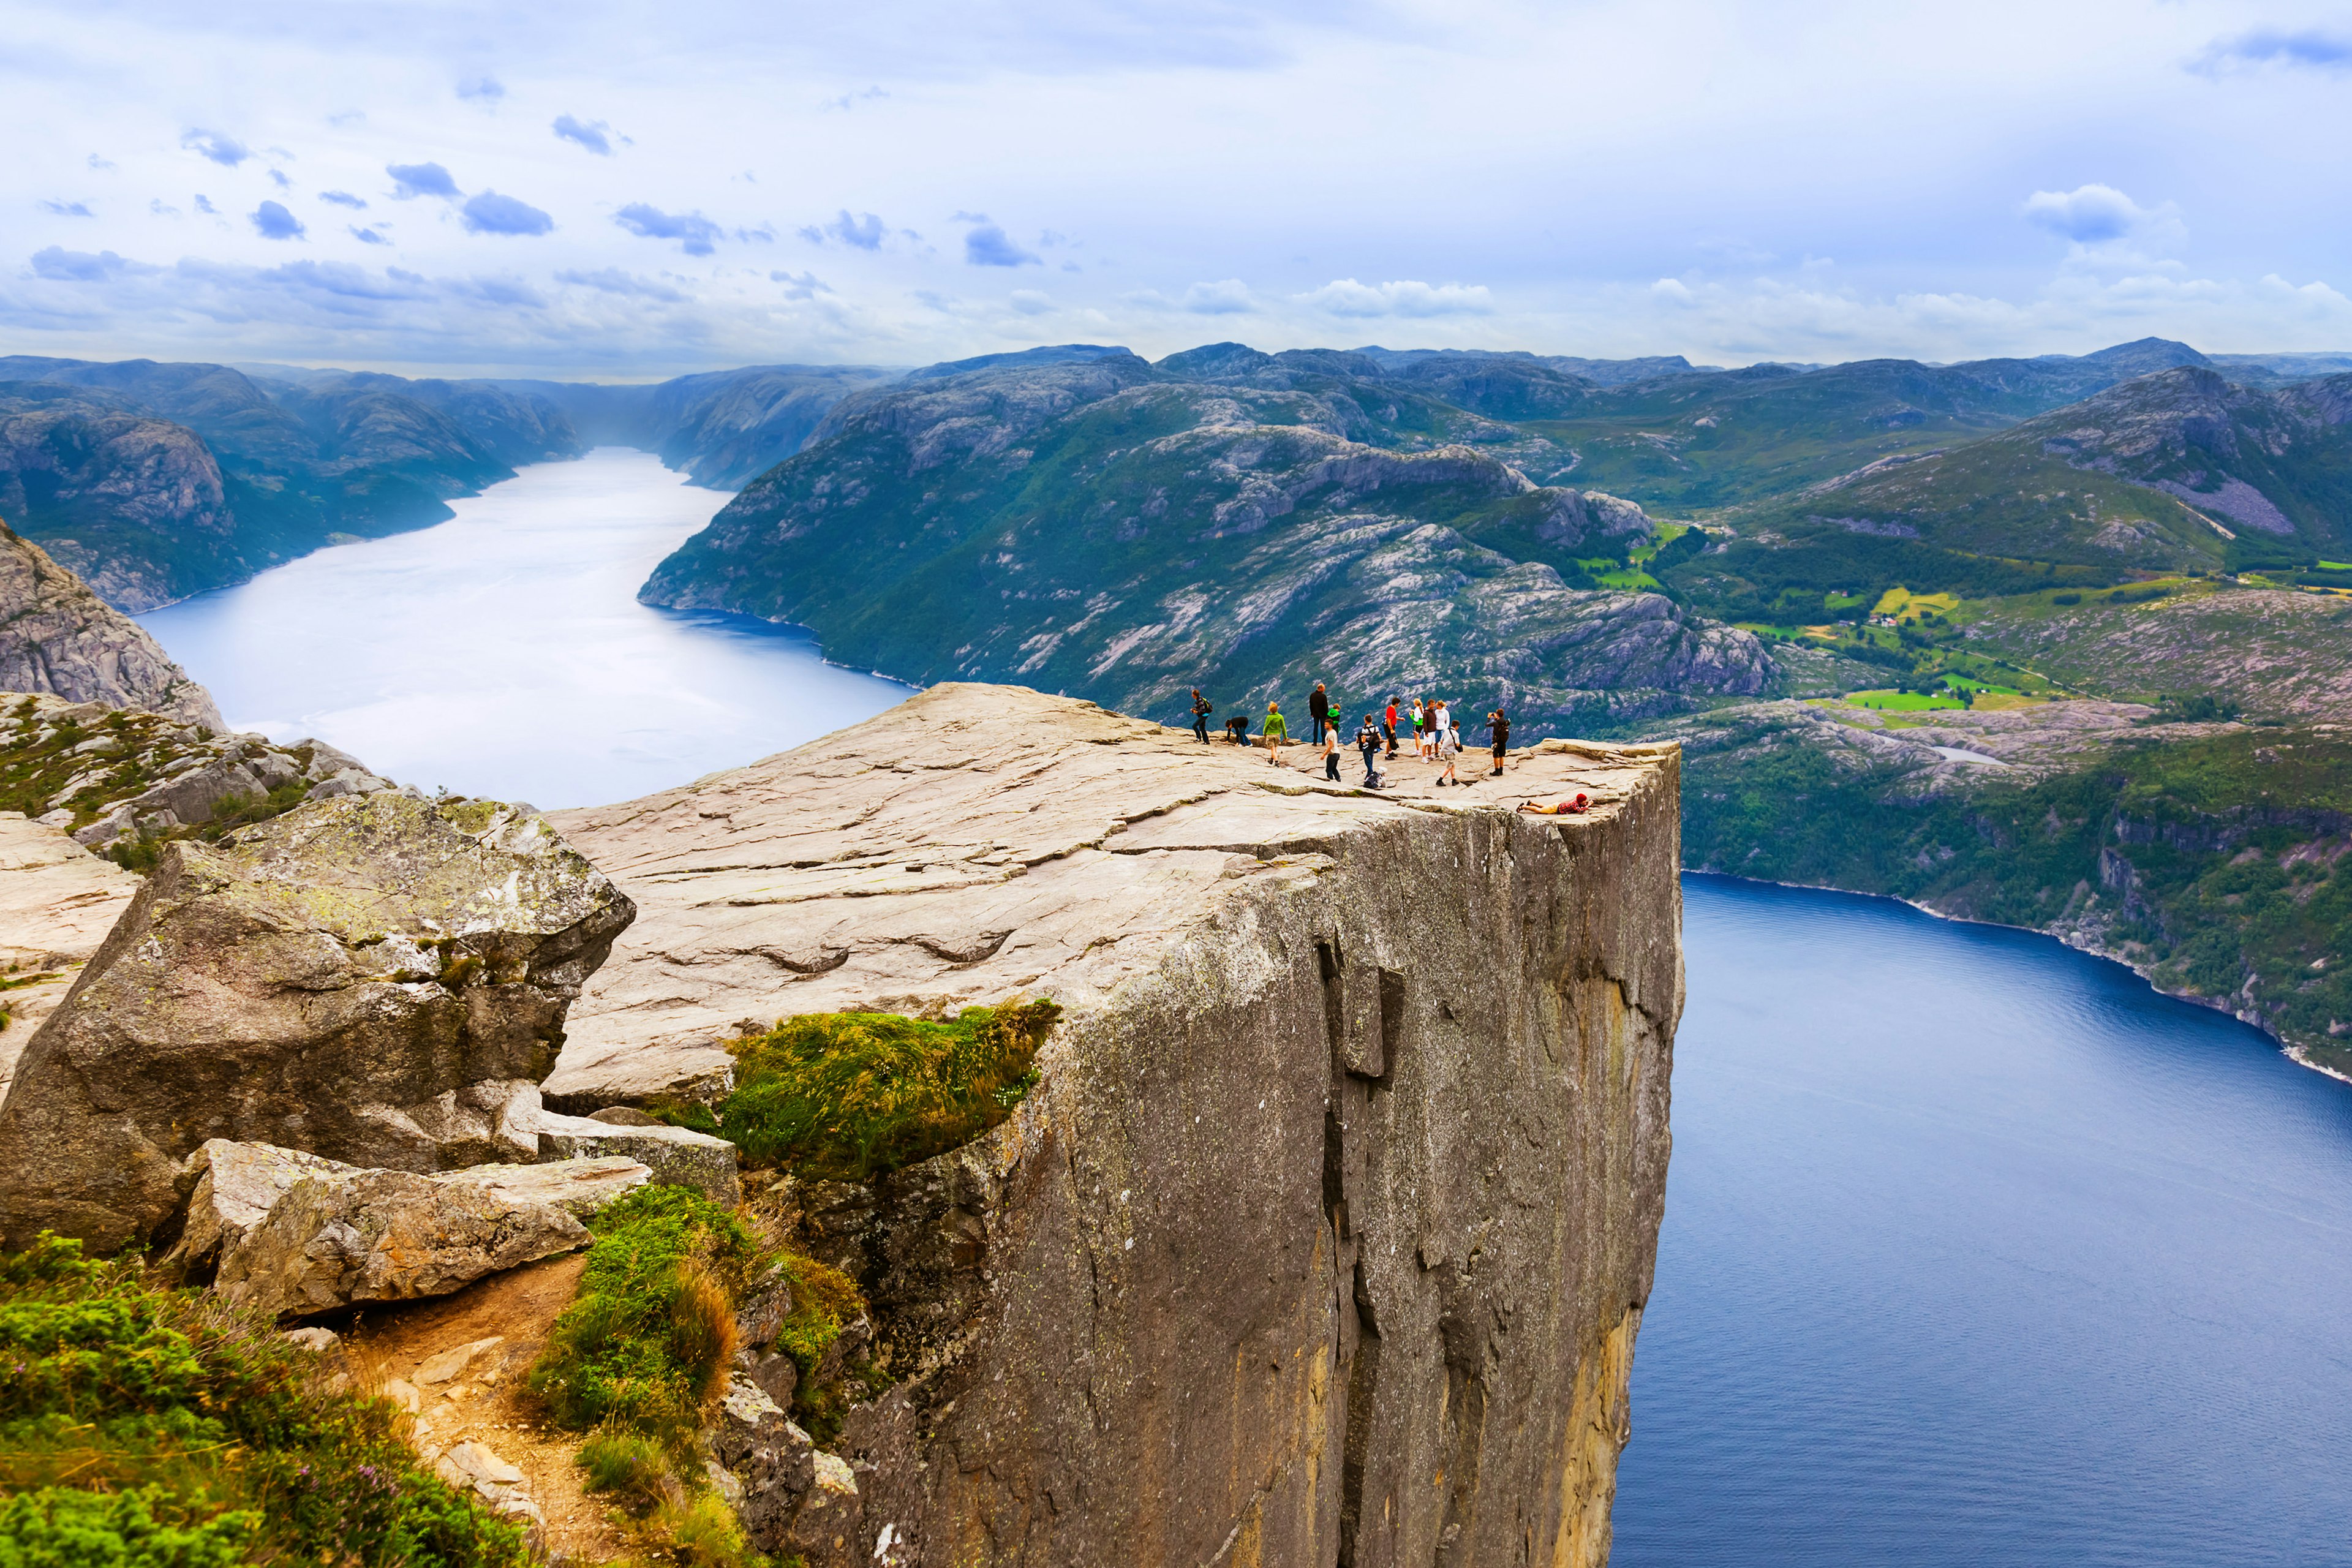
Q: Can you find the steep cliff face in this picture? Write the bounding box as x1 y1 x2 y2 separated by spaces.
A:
548 684 1679 1566
0 523 222 726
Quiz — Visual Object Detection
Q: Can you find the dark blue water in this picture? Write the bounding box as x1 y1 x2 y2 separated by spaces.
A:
1612 875 2352 1567
137 448 910 810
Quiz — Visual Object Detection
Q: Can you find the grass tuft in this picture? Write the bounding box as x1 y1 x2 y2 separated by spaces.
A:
527 1186 761 1440
575 1430 669 1507
660 1000 1060 1180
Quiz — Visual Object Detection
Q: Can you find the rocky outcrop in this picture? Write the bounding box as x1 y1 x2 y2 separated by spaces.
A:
0 524 222 725
549 683 1680 1567
0 792 635 1250
213 1155 646 1320
0 692 400 859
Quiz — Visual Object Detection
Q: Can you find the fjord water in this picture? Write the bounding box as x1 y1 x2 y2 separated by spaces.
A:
137 448 910 809
134 454 2352 1560
1612 875 2352 1567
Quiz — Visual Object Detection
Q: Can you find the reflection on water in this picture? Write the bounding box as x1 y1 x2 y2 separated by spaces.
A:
137 448 911 809
1612 875 2352 1567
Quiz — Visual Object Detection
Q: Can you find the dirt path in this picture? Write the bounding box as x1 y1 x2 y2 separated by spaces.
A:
342 1254 634 1564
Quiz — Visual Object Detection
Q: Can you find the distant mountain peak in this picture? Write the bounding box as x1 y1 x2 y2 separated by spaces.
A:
902 344 1139 383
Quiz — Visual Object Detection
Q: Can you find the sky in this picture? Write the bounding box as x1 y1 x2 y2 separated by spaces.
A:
3 0 2350 378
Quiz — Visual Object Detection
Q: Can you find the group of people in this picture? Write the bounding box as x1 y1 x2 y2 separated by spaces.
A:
1187 682 1512 791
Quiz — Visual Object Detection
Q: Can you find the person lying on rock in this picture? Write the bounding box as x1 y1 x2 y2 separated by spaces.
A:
1517 794 1591 815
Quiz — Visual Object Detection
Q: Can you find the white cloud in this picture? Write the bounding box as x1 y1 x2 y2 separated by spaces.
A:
1296 278 1494 318
1180 278 1254 314
2021 183 2162 245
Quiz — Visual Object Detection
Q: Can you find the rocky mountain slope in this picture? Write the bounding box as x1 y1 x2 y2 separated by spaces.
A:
544 682 1681 1566
1509 336 2216 511
1734 366 2352 576
642 349 1773 728
0 522 220 723
0 355 582 608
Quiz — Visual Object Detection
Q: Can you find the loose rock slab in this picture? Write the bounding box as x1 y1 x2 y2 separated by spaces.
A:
0 792 636 1249
202 1147 647 1319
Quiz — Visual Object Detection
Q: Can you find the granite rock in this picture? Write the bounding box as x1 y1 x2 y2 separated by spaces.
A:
0 792 635 1248
0 523 221 725
0 809 138 1094
208 1154 646 1318
547 683 1680 1568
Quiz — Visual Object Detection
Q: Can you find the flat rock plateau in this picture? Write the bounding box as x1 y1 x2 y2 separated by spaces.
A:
549 683 1681 1568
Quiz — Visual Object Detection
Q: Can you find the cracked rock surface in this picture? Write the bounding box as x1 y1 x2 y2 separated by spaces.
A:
548 682 1679 1568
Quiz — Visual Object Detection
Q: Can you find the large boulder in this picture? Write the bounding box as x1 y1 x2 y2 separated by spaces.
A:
0 792 635 1250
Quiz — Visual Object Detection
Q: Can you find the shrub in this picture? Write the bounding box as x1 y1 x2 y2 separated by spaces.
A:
665 1000 1060 1180
528 1187 759 1438
575 1430 669 1507
652 1490 757 1568
0 1484 257 1568
0 1232 530 1568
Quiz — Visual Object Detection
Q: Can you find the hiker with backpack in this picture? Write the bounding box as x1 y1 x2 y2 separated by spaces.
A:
1191 690 1212 744
1357 715 1384 787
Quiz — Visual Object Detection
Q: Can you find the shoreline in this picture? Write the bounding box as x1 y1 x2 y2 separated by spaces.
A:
1686 867 2352 1090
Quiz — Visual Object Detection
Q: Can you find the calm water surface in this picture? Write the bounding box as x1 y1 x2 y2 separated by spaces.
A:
1613 875 2352 1566
138 448 910 809
135 457 2352 1559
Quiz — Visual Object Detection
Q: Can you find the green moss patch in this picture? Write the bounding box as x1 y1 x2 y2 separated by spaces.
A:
0 1232 531 1568
662 1000 1060 1181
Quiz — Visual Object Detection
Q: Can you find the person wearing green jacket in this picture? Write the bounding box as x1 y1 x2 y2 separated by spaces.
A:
1262 701 1288 764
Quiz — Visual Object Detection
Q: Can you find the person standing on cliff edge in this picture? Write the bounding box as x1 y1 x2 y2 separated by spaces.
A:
1190 689 1212 744
1487 708 1510 777
1262 701 1287 764
1308 682 1330 743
